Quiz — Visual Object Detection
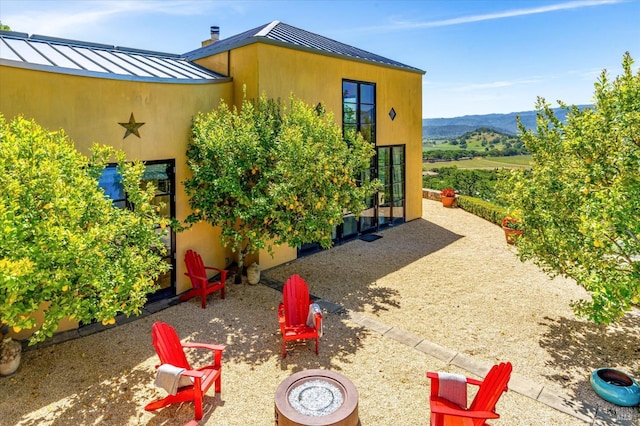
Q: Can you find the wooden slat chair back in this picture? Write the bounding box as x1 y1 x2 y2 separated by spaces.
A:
152 320 190 369
468 362 512 417
283 274 311 327
179 249 227 309
277 274 321 358
426 362 512 426
145 322 226 421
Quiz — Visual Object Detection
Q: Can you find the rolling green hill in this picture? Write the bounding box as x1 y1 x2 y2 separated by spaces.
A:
423 128 527 161
425 127 523 152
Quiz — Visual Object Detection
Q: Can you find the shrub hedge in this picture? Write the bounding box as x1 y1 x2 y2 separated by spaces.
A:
457 195 508 226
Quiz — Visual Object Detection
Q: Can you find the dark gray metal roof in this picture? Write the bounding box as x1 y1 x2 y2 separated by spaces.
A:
0 30 228 83
184 21 425 74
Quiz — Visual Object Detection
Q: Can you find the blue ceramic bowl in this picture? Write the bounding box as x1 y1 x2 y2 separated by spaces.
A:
590 368 640 407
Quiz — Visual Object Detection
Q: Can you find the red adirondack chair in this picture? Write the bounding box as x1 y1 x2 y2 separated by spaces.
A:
426 362 512 426
145 322 226 421
278 274 322 358
179 249 227 309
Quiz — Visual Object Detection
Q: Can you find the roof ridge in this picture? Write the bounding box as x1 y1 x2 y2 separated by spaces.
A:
183 21 424 73
255 20 280 37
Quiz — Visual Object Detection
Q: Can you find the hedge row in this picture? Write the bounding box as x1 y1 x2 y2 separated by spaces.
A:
456 195 508 226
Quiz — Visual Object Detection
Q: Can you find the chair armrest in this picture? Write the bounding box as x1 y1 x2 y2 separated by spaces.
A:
430 396 500 420
184 271 208 283
182 342 226 352
183 342 226 368
203 266 228 281
427 371 483 388
181 369 207 379
466 377 483 386
278 303 286 323
180 369 206 389
426 372 439 380
203 266 226 273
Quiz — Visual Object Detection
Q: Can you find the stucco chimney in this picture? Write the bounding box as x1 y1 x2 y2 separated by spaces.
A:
201 26 220 47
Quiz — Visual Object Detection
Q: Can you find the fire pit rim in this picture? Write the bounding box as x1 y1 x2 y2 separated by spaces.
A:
275 369 359 425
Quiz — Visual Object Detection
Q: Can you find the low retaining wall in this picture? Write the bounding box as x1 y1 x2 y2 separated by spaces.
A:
422 188 458 207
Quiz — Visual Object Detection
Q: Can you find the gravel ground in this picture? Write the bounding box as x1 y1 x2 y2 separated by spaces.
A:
0 199 638 425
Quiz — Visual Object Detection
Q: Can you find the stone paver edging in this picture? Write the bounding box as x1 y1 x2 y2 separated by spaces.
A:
261 276 623 424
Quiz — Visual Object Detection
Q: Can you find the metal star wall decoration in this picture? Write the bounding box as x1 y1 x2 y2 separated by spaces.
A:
118 113 145 139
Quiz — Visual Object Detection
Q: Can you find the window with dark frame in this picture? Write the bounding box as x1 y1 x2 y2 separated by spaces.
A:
98 160 176 300
342 80 376 144
341 80 380 238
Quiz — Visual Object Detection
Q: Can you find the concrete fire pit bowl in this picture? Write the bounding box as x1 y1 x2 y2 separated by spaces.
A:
275 369 359 426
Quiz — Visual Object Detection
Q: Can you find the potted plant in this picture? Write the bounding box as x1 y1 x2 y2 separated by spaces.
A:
440 188 457 208
501 216 523 244
0 324 21 376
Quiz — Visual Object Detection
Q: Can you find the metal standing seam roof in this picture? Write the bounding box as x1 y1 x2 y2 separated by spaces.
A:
184 21 425 74
0 30 228 83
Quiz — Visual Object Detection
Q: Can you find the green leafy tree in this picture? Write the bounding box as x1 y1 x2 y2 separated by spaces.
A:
498 53 639 323
0 115 169 344
0 22 10 31
185 93 379 277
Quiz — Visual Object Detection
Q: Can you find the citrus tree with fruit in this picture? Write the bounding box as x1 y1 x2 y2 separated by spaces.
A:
185 93 378 278
0 115 169 344
498 52 639 323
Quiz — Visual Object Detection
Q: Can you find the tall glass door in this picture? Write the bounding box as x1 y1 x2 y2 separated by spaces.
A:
377 146 405 227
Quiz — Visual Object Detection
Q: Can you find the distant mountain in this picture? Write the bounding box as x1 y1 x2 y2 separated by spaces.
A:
423 106 591 139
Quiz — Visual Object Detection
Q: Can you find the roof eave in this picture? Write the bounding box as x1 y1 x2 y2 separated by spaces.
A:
0 59 233 84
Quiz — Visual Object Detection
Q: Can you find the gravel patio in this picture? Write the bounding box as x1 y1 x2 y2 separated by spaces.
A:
0 199 638 425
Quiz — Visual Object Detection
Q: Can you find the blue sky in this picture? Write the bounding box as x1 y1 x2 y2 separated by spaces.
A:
1 0 638 118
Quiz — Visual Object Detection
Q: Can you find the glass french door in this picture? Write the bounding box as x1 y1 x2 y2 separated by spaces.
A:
377 146 405 227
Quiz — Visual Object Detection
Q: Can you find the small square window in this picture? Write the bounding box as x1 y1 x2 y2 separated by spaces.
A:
388 108 396 121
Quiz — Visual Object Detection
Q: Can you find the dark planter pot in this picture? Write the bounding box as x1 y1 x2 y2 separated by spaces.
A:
590 368 640 407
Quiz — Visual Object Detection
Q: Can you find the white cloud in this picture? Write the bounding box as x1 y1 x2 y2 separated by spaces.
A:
2 0 238 37
358 0 623 32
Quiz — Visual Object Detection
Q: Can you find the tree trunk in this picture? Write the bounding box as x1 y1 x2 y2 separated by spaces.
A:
235 249 244 284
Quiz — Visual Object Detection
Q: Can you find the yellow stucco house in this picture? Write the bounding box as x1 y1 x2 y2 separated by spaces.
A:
0 21 425 328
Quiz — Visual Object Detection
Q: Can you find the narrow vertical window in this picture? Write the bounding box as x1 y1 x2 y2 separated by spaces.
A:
342 80 376 144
